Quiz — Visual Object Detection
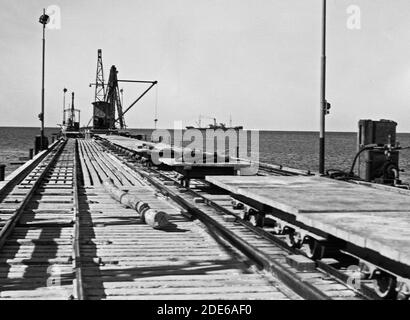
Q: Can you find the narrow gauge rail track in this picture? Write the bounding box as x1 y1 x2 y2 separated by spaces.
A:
0 139 82 299
97 138 366 300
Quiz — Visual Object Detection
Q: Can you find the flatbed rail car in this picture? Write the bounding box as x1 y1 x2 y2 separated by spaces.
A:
205 175 410 299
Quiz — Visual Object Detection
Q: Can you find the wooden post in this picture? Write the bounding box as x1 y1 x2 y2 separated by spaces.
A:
34 135 42 155
103 178 170 229
29 149 34 160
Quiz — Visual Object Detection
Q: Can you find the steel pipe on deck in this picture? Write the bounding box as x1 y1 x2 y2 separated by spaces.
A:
103 178 170 229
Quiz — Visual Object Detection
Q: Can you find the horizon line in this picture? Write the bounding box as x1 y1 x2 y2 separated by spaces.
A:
2 125 410 135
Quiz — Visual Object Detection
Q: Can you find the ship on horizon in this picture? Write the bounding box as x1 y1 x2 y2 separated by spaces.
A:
186 115 243 131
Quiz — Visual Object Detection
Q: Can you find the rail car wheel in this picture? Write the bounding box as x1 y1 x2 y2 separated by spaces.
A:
397 283 410 300
249 213 265 228
302 238 325 260
272 221 283 235
232 200 244 210
242 211 251 221
283 228 300 248
373 270 397 299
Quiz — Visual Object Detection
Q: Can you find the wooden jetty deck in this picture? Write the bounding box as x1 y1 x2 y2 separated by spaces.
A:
76 139 292 300
205 175 410 266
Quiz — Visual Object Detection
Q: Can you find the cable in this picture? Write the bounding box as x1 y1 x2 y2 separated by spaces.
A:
154 85 159 129
349 144 379 176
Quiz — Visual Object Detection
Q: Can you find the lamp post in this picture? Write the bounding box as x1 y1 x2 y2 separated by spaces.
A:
63 88 67 125
39 9 50 150
319 0 327 175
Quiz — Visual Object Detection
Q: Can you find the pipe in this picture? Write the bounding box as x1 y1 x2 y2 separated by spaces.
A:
103 178 170 229
349 144 379 176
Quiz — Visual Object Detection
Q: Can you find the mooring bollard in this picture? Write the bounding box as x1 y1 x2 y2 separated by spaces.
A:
0 164 6 181
29 148 34 160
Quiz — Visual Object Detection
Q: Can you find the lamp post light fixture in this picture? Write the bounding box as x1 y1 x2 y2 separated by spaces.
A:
39 9 50 150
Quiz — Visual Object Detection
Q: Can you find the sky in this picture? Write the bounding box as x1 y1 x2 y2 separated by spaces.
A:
0 0 410 132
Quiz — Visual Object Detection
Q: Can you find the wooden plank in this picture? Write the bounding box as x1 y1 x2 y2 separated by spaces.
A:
206 175 342 193
161 159 249 168
85 285 281 296
207 175 410 214
77 141 91 186
81 140 113 183
84 141 129 186
79 140 101 186
105 152 145 186
96 292 288 300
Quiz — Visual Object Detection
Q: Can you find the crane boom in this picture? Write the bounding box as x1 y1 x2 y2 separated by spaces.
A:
105 65 125 129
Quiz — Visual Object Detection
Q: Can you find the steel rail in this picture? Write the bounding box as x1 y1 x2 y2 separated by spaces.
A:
72 139 85 300
0 140 66 250
0 140 61 199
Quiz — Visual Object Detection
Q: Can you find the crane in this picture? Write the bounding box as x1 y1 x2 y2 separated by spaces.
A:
89 49 158 131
